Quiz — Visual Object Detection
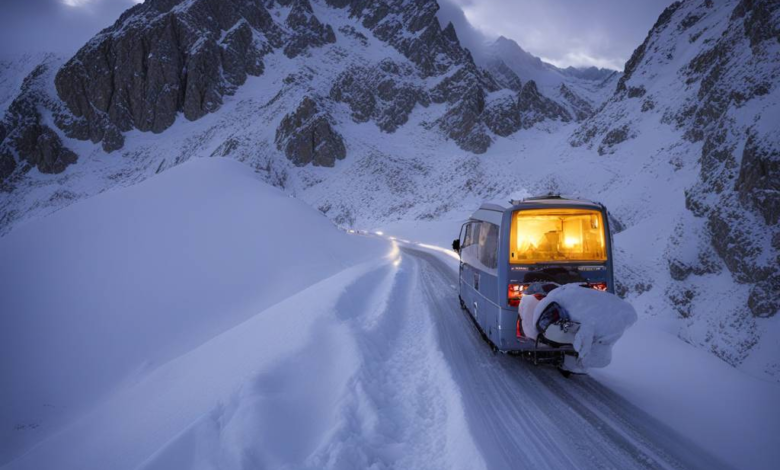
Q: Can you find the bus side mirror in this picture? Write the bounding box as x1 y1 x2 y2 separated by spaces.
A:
452 239 460 253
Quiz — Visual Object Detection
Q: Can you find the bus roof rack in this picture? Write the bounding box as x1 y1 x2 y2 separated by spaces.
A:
508 194 604 208
509 194 565 205
524 194 564 201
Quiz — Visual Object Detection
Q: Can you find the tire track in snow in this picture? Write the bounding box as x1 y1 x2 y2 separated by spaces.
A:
304 255 487 470
405 246 731 470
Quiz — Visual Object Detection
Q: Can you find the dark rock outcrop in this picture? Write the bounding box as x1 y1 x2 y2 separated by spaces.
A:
748 274 780 318
436 85 492 153
558 84 593 121
336 1 471 77
598 125 633 156
330 59 430 132
0 59 77 179
329 0 504 151
284 0 336 58
516 81 571 128
482 59 523 92
275 97 346 167
735 129 780 226
483 92 521 137
54 0 286 150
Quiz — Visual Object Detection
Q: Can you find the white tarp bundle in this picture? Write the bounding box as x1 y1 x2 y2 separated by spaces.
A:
534 284 638 369
518 293 543 340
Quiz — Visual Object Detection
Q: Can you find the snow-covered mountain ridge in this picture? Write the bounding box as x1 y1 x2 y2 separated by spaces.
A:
571 0 779 343
0 0 778 380
0 0 612 180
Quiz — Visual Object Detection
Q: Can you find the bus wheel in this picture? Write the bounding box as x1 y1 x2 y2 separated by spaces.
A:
558 367 572 379
459 296 466 310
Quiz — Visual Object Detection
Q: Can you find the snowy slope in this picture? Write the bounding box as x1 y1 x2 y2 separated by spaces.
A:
2 158 777 470
0 158 497 470
0 158 382 462
0 0 777 415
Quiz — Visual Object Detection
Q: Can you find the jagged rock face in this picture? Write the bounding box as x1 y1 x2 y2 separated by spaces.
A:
275 97 346 167
483 91 521 137
680 0 780 318
335 0 471 77
54 0 284 151
2 0 624 184
598 125 633 156
46 0 564 161
736 132 780 225
482 59 523 93
516 81 571 128
284 0 336 58
559 84 593 121
436 85 492 153
330 59 430 132
329 0 510 151
574 0 779 318
0 59 77 181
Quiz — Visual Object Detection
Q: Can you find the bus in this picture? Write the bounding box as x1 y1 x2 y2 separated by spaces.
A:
452 195 615 356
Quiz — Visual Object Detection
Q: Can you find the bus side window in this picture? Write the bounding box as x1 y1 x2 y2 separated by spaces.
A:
463 223 473 247
479 222 499 269
462 222 481 266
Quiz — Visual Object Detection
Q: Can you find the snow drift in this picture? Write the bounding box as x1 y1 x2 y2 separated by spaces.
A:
0 158 382 463
0 158 486 470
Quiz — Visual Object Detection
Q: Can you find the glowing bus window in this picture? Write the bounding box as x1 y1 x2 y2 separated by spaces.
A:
509 209 607 264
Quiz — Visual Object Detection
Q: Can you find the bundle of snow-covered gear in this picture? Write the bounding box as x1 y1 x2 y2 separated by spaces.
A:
519 282 637 371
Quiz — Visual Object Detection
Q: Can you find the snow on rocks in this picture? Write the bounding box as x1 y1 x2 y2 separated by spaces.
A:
535 284 638 369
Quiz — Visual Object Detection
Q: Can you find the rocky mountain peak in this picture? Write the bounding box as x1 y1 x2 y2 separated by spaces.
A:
0 0 608 182
53 0 284 152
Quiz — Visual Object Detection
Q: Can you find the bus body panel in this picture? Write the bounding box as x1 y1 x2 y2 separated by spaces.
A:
457 198 615 353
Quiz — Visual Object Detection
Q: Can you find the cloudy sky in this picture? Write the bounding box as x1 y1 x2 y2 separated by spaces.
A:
0 0 671 70
438 0 672 70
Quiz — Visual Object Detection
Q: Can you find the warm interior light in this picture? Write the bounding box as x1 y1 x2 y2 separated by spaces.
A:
509 209 607 264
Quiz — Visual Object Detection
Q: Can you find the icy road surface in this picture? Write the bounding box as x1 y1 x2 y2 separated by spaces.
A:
400 245 728 470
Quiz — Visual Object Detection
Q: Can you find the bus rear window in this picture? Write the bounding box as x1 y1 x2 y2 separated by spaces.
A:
509 209 607 264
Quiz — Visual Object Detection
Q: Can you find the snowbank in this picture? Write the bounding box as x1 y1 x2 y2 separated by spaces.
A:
0 158 486 470
535 284 637 368
592 320 780 470
0 158 381 463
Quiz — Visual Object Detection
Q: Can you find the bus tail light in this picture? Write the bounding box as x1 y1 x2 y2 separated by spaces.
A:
589 282 608 291
508 283 526 307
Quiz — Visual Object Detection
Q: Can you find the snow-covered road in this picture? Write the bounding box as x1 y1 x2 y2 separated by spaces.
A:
4 160 774 469
400 245 728 470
